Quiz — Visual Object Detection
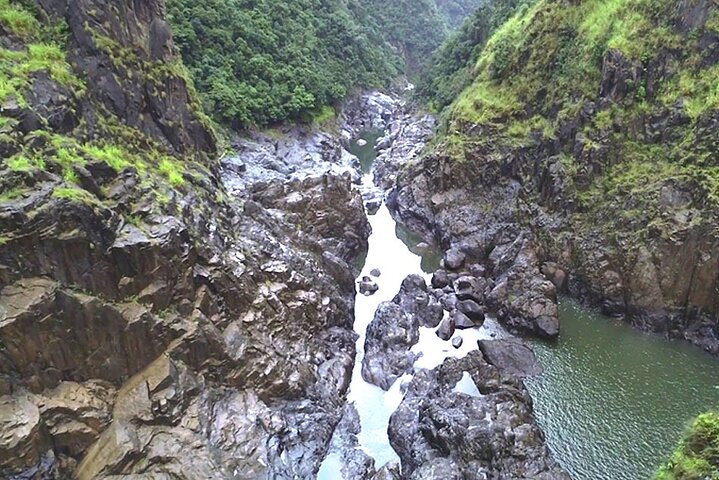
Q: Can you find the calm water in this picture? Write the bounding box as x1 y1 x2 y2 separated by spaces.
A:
352 129 384 174
526 300 719 480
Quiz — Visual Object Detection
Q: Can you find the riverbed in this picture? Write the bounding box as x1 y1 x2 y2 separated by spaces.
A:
320 127 719 479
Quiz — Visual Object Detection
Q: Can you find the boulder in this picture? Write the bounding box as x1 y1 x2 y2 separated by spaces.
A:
477 339 543 378
359 278 379 296
431 270 450 289
361 302 419 391
388 353 568 479
0 394 50 474
435 315 455 341
453 276 485 304
393 275 443 328
444 248 466 271
456 300 485 324
452 310 476 330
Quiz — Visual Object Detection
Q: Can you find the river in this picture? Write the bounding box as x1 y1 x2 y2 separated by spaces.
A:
319 128 719 479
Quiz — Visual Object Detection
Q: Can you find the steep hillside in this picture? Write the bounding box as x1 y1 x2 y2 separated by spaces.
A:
166 0 403 127
435 0 487 29
392 0 719 352
418 0 535 110
166 0 484 128
0 1 370 478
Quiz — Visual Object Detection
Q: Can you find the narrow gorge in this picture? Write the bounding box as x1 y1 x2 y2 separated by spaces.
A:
1 0 718 479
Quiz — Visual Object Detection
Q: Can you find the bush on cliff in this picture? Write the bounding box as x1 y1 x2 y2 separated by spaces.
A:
657 412 719 480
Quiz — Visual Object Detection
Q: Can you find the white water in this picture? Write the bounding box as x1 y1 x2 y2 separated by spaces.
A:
318 167 507 478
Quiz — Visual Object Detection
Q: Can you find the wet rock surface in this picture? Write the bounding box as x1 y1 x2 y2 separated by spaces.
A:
322 404 377 480
388 351 568 480
389 165 563 341
0 5 372 474
223 128 361 197
0 5 568 471
387 11 719 355
361 275 444 390
0 152 369 479
478 339 543 378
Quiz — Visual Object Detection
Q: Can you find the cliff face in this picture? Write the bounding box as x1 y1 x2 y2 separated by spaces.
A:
0 1 369 478
392 0 719 352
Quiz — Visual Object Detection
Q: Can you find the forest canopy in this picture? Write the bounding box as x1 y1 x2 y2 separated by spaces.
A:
166 0 482 128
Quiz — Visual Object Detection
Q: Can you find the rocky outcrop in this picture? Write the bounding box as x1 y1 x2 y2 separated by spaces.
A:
361 275 443 390
52 0 215 156
0 2 371 478
388 349 568 479
223 127 362 196
390 1 719 354
389 148 562 341
0 151 369 478
340 89 437 193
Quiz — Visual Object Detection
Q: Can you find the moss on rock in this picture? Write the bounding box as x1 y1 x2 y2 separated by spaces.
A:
657 412 719 480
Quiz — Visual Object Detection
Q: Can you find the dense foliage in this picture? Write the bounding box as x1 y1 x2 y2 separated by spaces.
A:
417 0 535 110
435 0 486 29
657 413 719 480
166 0 483 128
166 0 404 128
427 0 719 233
363 0 448 71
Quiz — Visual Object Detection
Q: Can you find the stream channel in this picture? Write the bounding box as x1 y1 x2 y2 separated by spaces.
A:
319 128 719 480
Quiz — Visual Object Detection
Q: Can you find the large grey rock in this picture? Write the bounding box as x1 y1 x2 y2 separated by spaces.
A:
435 315 455 341
478 339 543 378
362 302 419 391
444 248 466 270
388 353 568 479
456 300 485 324
0 394 50 475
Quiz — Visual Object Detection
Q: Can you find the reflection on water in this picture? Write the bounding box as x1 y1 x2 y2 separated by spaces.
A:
395 221 442 273
526 299 719 480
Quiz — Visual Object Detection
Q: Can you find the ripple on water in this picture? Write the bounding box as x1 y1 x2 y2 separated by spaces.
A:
526 299 719 480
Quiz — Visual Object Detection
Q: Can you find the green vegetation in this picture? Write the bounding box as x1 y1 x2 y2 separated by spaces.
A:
419 0 719 244
417 0 535 111
80 144 132 172
7 153 44 171
166 0 401 127
435 0 485 30
443 0 689 126
52 186 98 204
0 0 39 37
313 106 337 128
0 0 213 213
158 157 186 187
657 413 719 480
166 0 481 128
0 0 83 105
